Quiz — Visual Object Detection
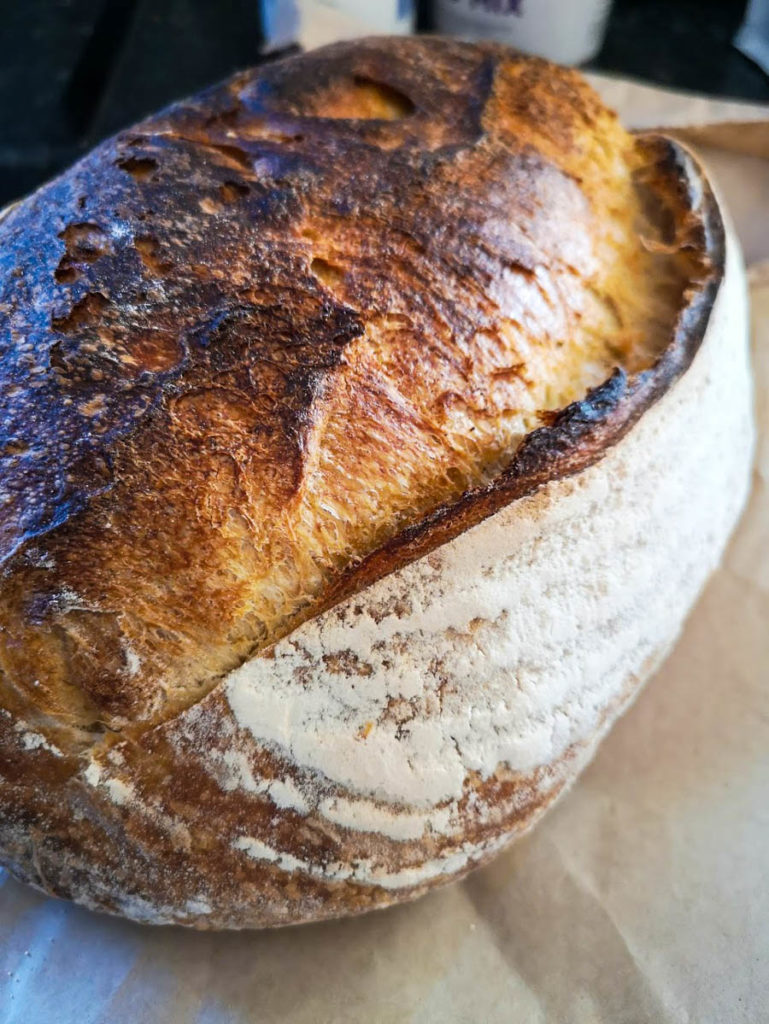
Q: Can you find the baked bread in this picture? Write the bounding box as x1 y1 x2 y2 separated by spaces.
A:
0 37 753 928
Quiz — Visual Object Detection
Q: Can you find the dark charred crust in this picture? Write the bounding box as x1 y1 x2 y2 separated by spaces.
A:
0 41 724 758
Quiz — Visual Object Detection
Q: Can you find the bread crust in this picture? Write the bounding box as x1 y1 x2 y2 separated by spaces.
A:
0 38 753 927
0 37 717 734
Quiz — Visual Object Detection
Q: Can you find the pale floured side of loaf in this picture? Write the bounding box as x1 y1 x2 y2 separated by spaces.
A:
1 201 749 928
218 209 753 891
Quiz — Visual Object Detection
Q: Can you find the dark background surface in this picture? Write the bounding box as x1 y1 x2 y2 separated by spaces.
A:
591 0 769 101
0 0 767 206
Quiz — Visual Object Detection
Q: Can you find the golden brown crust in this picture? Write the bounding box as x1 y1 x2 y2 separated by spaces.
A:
0 38 719 745
0 38 730 928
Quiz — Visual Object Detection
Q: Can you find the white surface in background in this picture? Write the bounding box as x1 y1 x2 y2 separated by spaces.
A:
433 0 612 65
585 71 769 130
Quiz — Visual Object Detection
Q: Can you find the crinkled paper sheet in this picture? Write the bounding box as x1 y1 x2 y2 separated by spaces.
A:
1 75 768 1024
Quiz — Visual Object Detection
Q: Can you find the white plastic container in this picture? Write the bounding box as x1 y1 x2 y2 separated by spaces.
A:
735 0 769 75
298 0 415 48
433 0 613 66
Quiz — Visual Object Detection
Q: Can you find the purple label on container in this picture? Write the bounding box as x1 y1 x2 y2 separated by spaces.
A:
446 0 523 13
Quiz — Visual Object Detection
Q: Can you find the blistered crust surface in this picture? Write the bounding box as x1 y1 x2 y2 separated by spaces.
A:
0 215 753 928
0 37 714 736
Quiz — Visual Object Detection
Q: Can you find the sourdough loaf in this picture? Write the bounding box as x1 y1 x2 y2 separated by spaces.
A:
0 37 753 927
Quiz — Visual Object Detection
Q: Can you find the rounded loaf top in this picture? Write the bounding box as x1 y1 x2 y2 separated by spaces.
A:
0 36 718 747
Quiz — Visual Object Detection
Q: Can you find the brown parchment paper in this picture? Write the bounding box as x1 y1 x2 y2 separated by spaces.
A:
1 76 768 1024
